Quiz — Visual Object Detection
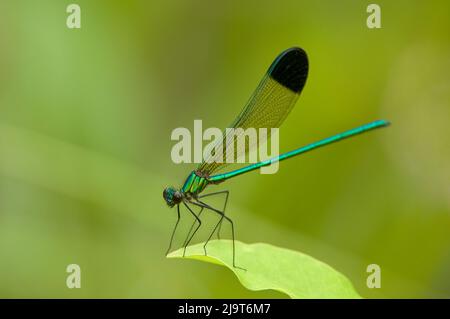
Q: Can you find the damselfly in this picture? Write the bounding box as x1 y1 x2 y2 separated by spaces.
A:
163 47 389 270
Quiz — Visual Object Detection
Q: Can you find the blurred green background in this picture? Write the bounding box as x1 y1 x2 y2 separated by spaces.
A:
1 0 449 298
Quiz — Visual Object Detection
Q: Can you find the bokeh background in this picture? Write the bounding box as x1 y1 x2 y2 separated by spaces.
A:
1 0 449 298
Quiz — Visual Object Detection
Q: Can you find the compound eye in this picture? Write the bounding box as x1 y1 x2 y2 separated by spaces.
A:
163 188 169 200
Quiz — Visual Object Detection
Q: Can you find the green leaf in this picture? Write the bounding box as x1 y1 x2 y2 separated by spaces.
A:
167 240 361 299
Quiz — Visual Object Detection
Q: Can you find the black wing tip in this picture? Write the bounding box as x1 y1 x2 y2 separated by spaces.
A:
267 47 309 93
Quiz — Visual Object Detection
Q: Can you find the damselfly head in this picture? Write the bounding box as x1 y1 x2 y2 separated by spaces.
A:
163 186 182 207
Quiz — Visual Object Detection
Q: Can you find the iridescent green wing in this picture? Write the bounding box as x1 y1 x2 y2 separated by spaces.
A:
197 47 309 175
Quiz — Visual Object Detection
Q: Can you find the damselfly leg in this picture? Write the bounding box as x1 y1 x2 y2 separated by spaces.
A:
190 199 246 271
165 205 181 255
182 190 229 248
182 206 204 247
182 202 202 257
198 190 229 240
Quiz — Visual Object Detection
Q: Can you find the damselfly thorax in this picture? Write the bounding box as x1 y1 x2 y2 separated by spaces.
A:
181 171 211 196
